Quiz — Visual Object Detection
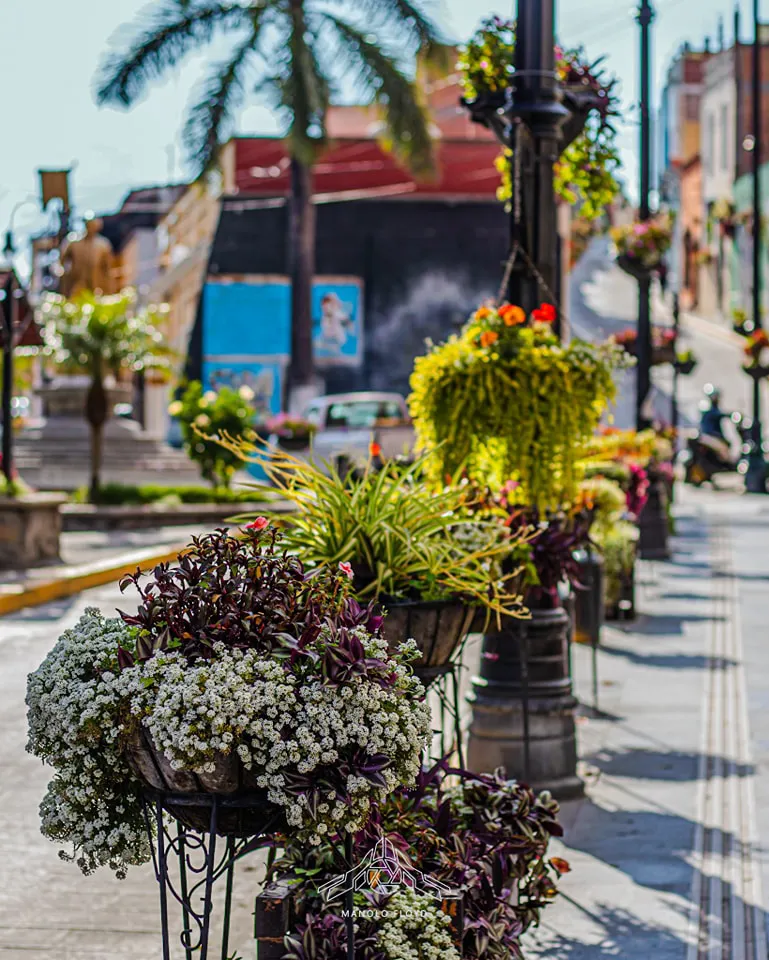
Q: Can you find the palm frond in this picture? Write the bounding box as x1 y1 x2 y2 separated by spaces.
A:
355 0 448 64
183 23 263 175
321 13 434 178
96 1 249 107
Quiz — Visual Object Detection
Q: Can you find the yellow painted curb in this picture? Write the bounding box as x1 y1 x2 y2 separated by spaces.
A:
0 546 187 617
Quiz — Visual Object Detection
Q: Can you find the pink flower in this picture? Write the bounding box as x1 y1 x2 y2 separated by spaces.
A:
245 517 269 532
339 562 354 579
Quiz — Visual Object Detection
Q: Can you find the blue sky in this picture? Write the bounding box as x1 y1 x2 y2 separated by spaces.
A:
0 0 748 260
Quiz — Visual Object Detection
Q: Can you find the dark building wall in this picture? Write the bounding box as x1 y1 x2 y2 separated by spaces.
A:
205 196 509 397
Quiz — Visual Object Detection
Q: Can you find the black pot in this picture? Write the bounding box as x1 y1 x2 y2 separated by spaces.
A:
617 253 658 281
637 479 670 560
743 364 769 381
674 357 697 375
466 605 582 797
573 548 605 646
277 435 311 452
605 564 636 621
651 343 676 366
380 599 475 687
125 728 283 837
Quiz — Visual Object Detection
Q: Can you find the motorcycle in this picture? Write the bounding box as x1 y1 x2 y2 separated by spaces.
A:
681 412 753 486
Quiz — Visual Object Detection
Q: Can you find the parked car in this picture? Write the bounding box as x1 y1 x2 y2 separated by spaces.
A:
270 392 415 476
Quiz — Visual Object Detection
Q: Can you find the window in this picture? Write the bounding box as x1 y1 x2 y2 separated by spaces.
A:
324 400 405 429
707 113 716 175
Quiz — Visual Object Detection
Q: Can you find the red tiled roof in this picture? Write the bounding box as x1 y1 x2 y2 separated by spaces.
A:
233 137 502 199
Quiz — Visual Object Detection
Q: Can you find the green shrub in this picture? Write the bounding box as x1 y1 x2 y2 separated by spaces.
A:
71 483 263 506
169 381 256 488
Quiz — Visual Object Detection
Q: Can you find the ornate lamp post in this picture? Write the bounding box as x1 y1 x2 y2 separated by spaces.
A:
460 0 611 795
636 0 654 429
461 2 608 340
745 0 768 493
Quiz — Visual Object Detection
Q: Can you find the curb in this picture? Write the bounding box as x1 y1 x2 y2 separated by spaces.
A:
0 545 187 617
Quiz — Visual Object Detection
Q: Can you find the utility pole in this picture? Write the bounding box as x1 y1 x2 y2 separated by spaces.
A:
636 0 655 430
745 0 768 492
1 271 16 491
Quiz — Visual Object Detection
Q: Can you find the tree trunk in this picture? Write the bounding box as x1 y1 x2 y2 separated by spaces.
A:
85 367 108 501
287 155 317 410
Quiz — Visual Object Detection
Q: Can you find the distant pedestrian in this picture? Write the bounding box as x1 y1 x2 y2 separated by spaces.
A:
658 259 669 295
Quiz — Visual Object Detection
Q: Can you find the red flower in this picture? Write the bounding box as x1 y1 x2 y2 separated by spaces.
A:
532 302 557 324
339 562 354 579
550 857 571 875
245 517 269 532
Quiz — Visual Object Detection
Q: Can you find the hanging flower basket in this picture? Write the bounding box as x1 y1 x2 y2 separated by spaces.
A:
125 728 281 837
616 253 658 281
743 364 769 381
380 599 476 686
614 328 675 366
674 355 698 376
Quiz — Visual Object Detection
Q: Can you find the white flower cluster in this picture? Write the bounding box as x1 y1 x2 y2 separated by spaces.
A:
26 609 150 878
118 628 431 844
27 612 430 875
375 889 460 960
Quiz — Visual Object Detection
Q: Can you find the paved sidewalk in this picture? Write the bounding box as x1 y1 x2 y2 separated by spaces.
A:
3 487 769 958
523 487 769 960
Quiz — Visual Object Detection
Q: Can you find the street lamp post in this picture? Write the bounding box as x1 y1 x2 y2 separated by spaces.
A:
636 0 655 430
745 0 768 492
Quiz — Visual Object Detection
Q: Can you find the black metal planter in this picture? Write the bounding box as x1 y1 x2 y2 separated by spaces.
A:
637 479 671 560
380 599 475 687
466 605 582 798
605 563 636 621
573 548 605 711
616 253 658 282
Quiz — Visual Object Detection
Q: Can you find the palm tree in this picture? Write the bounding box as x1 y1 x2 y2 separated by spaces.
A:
96 0 445 407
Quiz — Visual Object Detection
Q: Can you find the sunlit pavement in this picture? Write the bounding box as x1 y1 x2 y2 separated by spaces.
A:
524 484 769 960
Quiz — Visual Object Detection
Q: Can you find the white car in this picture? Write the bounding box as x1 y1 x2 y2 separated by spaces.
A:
276 392 415 476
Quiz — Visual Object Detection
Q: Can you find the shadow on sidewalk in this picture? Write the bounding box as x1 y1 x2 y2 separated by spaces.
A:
598 644 736 671
525 902 690 959
586 746 754 781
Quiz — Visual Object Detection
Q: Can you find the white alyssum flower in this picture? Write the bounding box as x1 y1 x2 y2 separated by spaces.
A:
26 609 149 878
375 889 460 960
27 614 430 874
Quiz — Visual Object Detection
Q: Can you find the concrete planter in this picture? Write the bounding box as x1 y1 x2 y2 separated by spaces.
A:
467 605 582 798
0 493 65 569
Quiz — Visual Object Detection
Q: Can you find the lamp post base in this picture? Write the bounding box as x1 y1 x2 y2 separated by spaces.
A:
744 451 768 493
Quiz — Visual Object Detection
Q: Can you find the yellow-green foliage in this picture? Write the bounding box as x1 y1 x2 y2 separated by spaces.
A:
408 304 623 510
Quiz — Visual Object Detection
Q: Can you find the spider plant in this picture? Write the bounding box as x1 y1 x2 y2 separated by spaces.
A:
228 446 526 616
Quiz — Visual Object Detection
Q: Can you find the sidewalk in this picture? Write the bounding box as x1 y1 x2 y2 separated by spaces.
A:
0 526 199 615
521 486 769 960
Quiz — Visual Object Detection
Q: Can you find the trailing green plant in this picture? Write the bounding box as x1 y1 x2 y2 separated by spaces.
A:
459 17 621 219
169 380 256 489
409 302 625 509
218 445 527 614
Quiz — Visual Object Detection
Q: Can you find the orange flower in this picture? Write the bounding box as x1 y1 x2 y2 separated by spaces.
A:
550 857 571 875
475 305 493 320
499 303 527 326
480 330 499 348
532 302 557 324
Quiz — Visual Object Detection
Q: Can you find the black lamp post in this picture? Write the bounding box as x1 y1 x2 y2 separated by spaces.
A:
462 2 606 340
460 0 609 796
745 0 768 493
636 0 654 430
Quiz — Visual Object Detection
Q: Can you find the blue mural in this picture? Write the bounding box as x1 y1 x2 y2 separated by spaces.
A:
201 360 284 421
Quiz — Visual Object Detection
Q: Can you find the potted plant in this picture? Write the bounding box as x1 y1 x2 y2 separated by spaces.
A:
614 326 676 366
409 301 624 508
610 217 672 280
273 763 566 960
26 522 432 878
742 329 769 380
733 307 755 337
265 412 317 451
459 17 621 221
593 519 639 620
228 452 527 687
674 349 698 375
